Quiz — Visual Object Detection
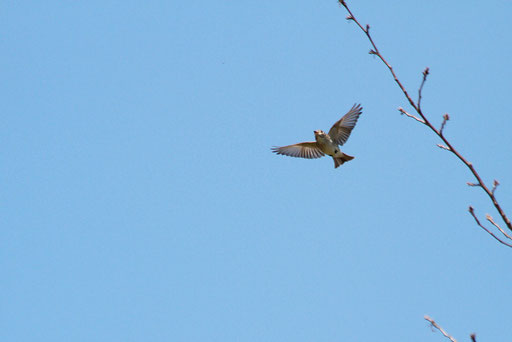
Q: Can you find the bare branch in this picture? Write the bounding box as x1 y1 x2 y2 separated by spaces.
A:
398 107 425 124
486 214 512 240
440 114 450 136
470 333 477 342
469 207 512 248
424 316 457 342
492 179 500 195
418 67 429 111
338 1 419 112
339 1 512 238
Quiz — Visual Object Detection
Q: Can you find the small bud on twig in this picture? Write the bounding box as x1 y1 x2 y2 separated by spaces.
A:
365 24 370 32
424 316 458 342
492 179 500 195
399 107 425 124
467 182 481 187
437 144 450 151
469 206 512 247
440 113 450 136
346 15 354 20
486 214 512 240
417 67 430 109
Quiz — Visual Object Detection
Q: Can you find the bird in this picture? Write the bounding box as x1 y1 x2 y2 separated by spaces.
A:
271 104 363 168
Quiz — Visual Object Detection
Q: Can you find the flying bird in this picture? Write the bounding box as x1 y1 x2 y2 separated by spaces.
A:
271 104 363 168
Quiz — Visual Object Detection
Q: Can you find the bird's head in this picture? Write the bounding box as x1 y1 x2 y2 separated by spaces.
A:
314 130 326 137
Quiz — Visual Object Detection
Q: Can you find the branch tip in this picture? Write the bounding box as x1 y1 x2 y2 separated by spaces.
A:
492 179 500 195
424 315 458 342
418 68 429 109
469 206 512 247
486 214 512 240
399 108 425 123
440 113 450 135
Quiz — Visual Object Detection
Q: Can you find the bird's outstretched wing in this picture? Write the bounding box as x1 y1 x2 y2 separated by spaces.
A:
328 104 363 146
271 142 325 159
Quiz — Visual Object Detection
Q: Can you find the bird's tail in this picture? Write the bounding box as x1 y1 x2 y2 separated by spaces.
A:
333 153 354 168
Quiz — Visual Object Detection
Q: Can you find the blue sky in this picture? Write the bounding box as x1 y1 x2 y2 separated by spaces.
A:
3 1 512 341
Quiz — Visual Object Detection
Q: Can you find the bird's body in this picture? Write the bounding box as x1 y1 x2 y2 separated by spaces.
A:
314 131 337 154
271 104 362 168
314 130 354 168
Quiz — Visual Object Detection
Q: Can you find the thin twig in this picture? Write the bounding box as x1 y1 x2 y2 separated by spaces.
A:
398 107 425 124
440 114 450 136
486 214 512 240
492 179 500 196
470 333 477 342
339 0 512 238
340 1 420 114
418 67 429 111
424 316 457 342
469 207 512 247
